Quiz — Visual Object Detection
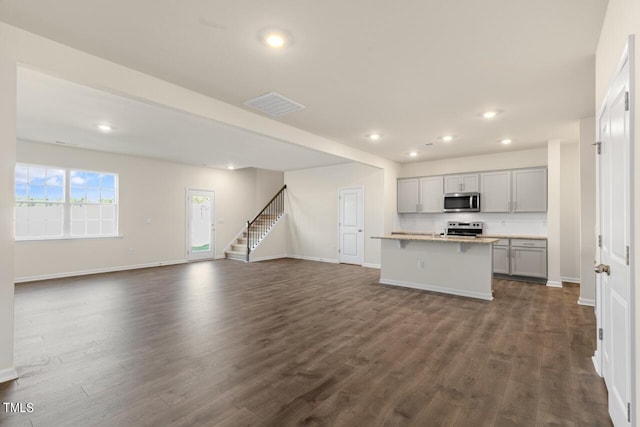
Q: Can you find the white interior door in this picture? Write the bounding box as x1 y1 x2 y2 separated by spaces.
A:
339 186 364 266
597 38 633 427
187 189 215 261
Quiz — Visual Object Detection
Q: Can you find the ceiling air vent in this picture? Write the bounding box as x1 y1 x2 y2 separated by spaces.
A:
243 92 305 117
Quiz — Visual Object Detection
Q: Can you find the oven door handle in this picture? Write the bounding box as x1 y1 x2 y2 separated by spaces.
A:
470 195 473 209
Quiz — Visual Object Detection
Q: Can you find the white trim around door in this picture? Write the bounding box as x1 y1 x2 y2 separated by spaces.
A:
338 186 365 266
186 188 215 261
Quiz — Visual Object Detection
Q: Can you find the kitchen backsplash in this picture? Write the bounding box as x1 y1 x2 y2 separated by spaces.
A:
394 212 547 236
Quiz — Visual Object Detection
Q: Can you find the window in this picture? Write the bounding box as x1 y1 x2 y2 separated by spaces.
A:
15 164 119 240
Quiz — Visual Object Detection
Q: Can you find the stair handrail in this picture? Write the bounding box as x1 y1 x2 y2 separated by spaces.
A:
247 185 287 227
246 185 287 261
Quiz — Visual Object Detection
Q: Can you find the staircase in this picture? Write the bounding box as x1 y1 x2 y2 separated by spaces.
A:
225 185 286 262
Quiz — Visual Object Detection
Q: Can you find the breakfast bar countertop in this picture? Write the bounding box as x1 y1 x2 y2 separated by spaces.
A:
373 234 499 244
390 231 547 240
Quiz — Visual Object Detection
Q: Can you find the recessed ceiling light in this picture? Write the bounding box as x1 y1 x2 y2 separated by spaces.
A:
368 133 382 141
260 29 292 49
482 111 498 119
409 152 418 157
97 123 112 132
441 135 454 142
500 139 512 145
227 165 235 170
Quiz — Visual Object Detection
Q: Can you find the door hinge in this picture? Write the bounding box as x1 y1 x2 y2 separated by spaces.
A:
625 91 630 111
338 249 341 253
598 328 603 340
593 141 602 154
598 235 602 248
628 402 631 422
626 245 630 265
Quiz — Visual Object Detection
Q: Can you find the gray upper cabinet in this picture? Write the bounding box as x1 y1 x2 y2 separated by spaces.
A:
512 168 547 212
397 176 443 213
419 176 444 213
481 171 511 212
397 178 420 213
444 174 479 193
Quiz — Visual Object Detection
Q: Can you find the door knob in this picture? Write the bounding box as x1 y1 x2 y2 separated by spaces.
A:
594 264 611 275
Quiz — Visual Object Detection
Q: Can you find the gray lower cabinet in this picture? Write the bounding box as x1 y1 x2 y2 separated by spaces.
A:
492 245 510 274
493 238 547 279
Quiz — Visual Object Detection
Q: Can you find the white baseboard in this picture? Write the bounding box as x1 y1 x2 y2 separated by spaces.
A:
249 254 288 262
561 276 580 283
592 350 602 376
578 297 595 307
287 255 339 264
0 367 18 384
546 280 563 288
379 278 493 301
15 259 188 283
363 263 381 269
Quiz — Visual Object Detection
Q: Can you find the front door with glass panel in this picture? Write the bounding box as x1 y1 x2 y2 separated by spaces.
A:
187 189 215 261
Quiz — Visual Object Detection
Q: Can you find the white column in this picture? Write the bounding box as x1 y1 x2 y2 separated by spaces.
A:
546 140 562 287
579 117 597 305
0 55 17 383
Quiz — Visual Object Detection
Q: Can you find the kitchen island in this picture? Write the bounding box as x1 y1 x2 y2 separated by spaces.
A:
372 234 499 300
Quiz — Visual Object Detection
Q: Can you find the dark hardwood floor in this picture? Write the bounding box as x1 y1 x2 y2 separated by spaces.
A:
0 259 611 426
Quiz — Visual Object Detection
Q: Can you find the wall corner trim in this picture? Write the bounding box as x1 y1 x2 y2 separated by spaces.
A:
0 367 18 384
546 280 563 288
363 263 381 269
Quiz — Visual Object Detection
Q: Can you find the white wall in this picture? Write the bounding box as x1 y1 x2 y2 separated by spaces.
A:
15 141 282 281
285 162 385 267
255 169 285 211
560 142 581 282
596 0 640 418
400 147 548 178
579 117 597 305
0 56 17 382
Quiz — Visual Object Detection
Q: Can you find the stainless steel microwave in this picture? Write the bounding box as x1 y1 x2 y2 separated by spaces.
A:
443 192 480 212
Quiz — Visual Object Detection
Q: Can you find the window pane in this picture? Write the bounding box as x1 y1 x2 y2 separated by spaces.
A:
71 221 86 236
101 190 115 204
101 220 114 235
28 219 46 237
70 187 85 202
86 221 100 235
29 185 46 202
45 204 63 220
15 183 27 201
46 169 64 186
46 220 63 237
71 205 86 220
29 204 49 220
29 167 47 185
15 219 27 238
70 171 86 187
86 189 100 203
47 186 64 202
86 205 100 220
100 174 115 189
101 205 115 220
15 166 28 184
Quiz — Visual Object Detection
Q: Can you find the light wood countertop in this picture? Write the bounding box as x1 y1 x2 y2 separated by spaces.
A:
390 231 547 240
373 234 499 244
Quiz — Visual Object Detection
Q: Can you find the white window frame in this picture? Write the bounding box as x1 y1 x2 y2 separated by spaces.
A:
15 163 120 241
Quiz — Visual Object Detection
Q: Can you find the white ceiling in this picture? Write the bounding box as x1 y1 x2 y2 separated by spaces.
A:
17 68 350 171
1 0 608 165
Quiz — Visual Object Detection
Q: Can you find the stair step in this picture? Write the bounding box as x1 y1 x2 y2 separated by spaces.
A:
232 244 246 252
225 250 246 261
237 237 247 245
